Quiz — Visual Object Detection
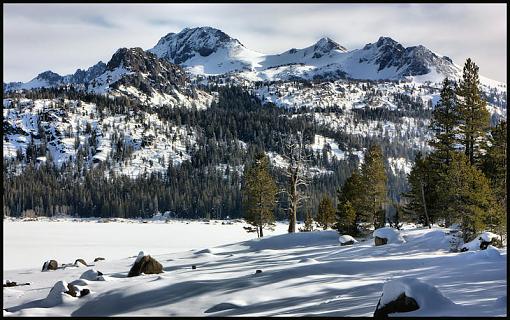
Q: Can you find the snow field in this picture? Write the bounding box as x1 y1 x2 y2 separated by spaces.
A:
3 221 506 316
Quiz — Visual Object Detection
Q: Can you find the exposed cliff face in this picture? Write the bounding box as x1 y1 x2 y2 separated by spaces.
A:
106 47 189 96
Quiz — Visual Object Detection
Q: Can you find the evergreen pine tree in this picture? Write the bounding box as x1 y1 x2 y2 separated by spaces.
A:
439 152 498 242
336 170 365 235
360 145 388 229
316 194 336 230
402 152 433 227
482 120 507 210
241 152 277 238
429 77 459 170
456 58 490 166
336 200 356 234
299 211 314 232
481 120 507 241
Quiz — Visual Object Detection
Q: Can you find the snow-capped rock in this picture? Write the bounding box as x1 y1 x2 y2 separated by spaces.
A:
461 231 501 251
375 277 455 317
339 234 358 245
373 227 405 244
80 269 105 281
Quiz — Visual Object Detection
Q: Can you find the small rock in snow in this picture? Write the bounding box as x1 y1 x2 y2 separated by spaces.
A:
373 227 405 245
339 235 358 246
80 269 105 281
128 255 163 277
42 260 59 271
74 259 87 267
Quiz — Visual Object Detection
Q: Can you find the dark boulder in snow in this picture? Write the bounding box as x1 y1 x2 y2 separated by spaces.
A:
479 240 491 250
3 280 30 287
94 257 105 262
374 292 419 317
65 283 79 297
46 280 91 304
3 281 17 287
42 260 59 271
127 253 163 277
75 259 87 266
374 236 388 246
374 277 454 317
65 283 90 298
80 288 90 297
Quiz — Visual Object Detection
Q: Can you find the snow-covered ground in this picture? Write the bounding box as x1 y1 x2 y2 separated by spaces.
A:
3 221 507 317
2 218 288 271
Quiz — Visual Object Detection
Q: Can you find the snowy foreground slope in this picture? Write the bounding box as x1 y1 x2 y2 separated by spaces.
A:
3 220 507 317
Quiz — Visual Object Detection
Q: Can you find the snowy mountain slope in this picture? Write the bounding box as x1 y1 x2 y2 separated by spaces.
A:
4 48 213 108
4 63 108 92
4 71 506 179
3 98 200 176
149 27 504 87
86 47 213 108
3 221 507 317
149 26 265 75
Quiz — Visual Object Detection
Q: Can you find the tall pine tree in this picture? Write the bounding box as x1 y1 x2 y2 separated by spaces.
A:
429 77 459 170
456 58 490 166
402 152 432 227
481 120 507 240
439 152 498 242
336 170 365 235
482 120 507 210
316 194 336 230
241 153 277 238
360 145 388 229
336 200 356 235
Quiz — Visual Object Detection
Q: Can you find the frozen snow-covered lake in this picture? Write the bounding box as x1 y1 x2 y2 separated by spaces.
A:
3 219 507 317
2 218 289 271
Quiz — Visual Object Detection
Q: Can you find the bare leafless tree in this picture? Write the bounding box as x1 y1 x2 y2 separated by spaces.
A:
280 132 312 233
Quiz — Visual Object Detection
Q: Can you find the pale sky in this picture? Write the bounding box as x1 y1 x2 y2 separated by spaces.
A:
3 3 507 83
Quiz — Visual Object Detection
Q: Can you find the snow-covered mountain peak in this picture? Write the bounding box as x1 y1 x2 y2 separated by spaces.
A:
149 26 245 65
68 61 107 84
106 47 153 71
313 37 348 53
35 70 63 84
149 27 264 76
374 36 403 49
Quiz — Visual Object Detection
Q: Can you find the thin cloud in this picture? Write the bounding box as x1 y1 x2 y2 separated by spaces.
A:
80 15 118 29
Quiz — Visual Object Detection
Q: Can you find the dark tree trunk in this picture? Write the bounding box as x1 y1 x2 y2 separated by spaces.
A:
288 169 298 233
419 180 431 228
